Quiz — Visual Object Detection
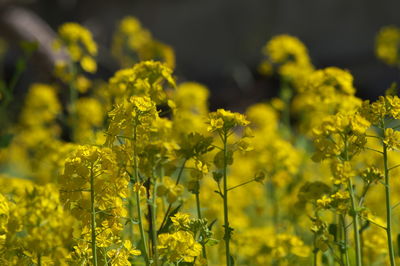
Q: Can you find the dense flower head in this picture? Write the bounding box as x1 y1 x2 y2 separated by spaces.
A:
108 60 175 104
312 112 370 161
106 95 158 145
60 145 128 218
360 167 384 184
262 35 312 68
54 22 97 73
317 190 350 213
112 16 175 69
292 67 363 133
158 230 202 263
259 34 314 88
207 109 249 133
300 67 355 95
360 95 400 124
375 25 400 66
20 83 61 128
383 128 400 150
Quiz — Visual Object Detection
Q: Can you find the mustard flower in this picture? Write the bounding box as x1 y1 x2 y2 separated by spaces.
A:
375 26 400 66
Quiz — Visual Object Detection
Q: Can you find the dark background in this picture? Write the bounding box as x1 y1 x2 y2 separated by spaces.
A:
1 0 400 111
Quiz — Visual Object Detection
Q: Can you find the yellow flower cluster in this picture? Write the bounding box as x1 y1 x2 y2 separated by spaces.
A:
375 26 400 66
294 67 362 133
54 22 97 73
158 231 202 263
207 109 249 133
260 34 314 83
112 16 175 69
108 60 175 105
234 227 310 265
317 190 350 213
0 184 75 265
361 95 400 124
312 112 370 161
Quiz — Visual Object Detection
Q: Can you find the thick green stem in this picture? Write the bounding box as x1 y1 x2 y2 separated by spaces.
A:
222 131 231 266
37 253 41 266
313 234 318 266
195 191 202 220
383 141 396 266
339 214 350 266
90 164 98 266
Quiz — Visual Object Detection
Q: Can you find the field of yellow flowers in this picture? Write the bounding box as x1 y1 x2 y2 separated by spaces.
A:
0 17 400 266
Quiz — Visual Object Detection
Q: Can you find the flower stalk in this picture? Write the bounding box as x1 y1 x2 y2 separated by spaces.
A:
382 122 396 266
222 130 232 266
89 162 98 266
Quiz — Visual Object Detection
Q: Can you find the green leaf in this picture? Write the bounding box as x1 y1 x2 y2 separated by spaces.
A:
157 204 181 235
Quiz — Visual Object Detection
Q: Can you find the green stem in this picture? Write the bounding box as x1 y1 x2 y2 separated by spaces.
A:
175 159 188 186
313 234 318 266
339 214 350 266
347 178 362 266
151 174 159 266
222 131 231 266
90 164 98 266
195 191 202 220
128 191 134 244
227 178 256 191
136 190 149 265
37 253 41 266
195 190 207 259
133 124 149 265
383 139 396 266
343 135 362 266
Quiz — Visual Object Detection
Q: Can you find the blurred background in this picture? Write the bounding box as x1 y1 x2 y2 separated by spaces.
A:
1 0 400 111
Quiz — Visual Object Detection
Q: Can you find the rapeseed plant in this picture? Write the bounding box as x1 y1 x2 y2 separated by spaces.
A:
0 18 400 266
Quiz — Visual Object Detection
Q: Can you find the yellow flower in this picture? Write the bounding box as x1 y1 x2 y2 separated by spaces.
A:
384 128 400 150
112 16 175 68
375 26 400 66
170 213 190 228
158 231 202 263
207 109 249 132
80 56 97 73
